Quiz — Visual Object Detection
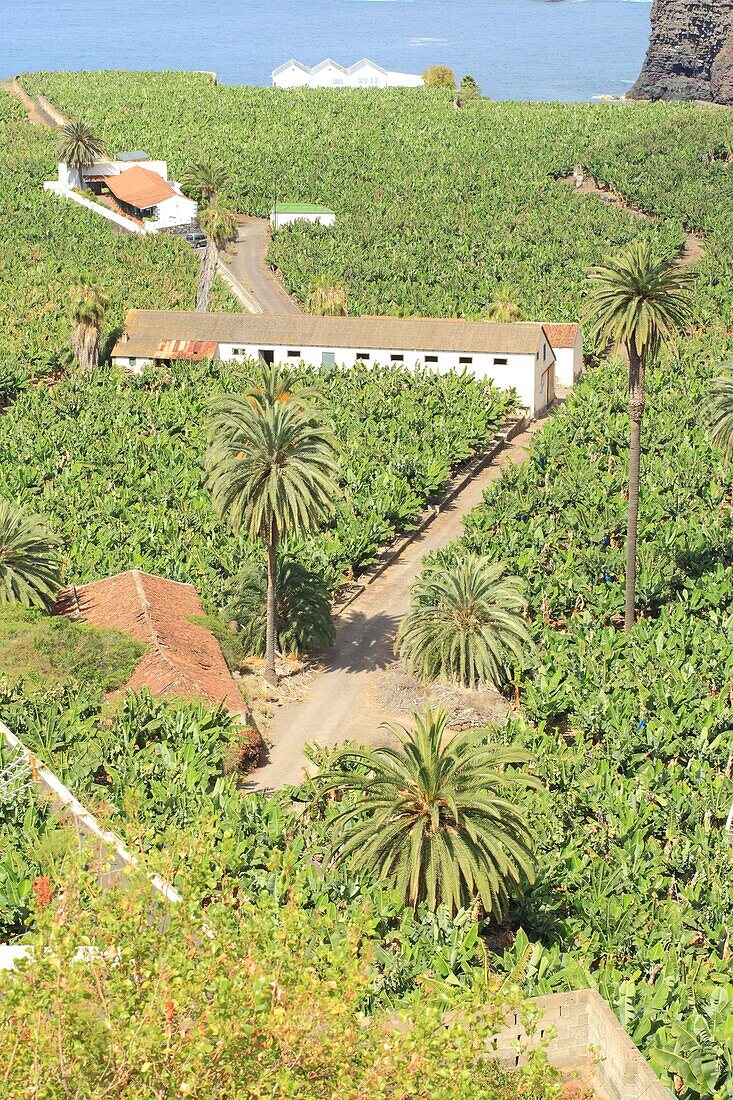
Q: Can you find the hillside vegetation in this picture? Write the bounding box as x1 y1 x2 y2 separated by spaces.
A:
3 73 733 1096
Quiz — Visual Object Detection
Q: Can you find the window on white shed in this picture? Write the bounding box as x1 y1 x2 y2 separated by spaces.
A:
459 356 473 366
493 357 508 366
390 353 404 363
322 351 335 367
355 351 370 361
287 350 301 358
425 355 438 364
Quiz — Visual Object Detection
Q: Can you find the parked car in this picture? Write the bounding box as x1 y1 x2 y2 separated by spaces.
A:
186 230 207 248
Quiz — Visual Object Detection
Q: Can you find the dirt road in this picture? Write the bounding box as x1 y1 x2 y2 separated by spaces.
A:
246 420 544 793
220 217 302 315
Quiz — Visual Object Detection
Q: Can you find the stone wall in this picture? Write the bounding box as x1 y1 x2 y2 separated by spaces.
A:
630 0 733 104
492 989 673 1100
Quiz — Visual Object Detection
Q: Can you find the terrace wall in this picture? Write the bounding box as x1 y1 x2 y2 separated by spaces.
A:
492 989 672 1100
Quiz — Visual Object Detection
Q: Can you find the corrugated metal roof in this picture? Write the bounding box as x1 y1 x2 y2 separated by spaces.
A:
155 339 218 361
106 166 176 209
116 150 151 161
113 310 547 360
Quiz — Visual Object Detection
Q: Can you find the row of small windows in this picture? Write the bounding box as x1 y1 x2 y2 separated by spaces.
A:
231 348 510 368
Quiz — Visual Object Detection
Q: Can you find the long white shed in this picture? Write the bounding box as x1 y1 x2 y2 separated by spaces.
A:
111 311 566 416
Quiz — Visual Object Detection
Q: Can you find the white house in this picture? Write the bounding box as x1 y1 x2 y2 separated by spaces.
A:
111 311 571 416
45 151 197 233
270 203 336 230
543 324 583 387
272 58 424 89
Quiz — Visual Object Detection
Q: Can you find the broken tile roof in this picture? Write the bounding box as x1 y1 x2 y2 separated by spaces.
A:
58 570 248 717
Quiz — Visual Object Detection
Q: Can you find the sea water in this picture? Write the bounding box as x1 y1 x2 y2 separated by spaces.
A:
5 0 651 102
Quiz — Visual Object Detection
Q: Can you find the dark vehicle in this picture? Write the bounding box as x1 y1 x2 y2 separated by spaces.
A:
186 230 207 248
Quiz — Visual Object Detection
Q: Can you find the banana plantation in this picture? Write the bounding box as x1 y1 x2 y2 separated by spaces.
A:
2 71 733 1097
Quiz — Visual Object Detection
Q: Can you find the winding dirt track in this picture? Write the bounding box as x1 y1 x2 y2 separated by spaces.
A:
561 172 706 267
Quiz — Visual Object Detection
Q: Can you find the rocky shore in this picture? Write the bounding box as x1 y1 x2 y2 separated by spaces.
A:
630 0 733 105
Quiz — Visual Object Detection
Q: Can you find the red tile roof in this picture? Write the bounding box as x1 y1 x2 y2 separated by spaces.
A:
543 324 580 349
105 166 176 209
58 570 248 717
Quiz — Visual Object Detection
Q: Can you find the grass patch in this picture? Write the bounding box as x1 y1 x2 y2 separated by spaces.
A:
0 607 144 694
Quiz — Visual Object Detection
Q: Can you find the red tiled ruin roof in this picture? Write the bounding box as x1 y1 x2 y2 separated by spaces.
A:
154 339 218 360
105 165 176 209
58 570 247 716
543 323 580 349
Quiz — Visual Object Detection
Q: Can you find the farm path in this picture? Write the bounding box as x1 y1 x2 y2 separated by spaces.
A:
561 171 705 266
246 418 545 793
1 79 59 128
221 217 302 315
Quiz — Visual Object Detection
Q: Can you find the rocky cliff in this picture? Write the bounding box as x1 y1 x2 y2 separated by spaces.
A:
629 0 733 104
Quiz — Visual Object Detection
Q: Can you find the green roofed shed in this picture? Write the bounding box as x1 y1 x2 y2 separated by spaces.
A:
271 203 336 229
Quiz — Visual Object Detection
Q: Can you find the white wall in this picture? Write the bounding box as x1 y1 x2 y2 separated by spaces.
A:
112 336 561 415
273 65 310 88
273 63 423 89
270 210 336 230
216 342 548 414
154 192 198 229
552 332 583 387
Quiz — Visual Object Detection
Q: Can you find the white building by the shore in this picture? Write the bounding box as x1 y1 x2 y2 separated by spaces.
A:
45 151 197 234
110 311 574 416
272 58 424 89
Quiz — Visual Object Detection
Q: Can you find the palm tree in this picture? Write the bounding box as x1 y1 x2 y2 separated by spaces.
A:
196 203 239 310
586 241 695 629
0 501 62 610
198 203 238 249
205 379 339 684
307 281 348 317
397 555 531 690
485 290 525 323
56 118 105 186
69 280 109 372
317 707 539 917
180 159 231 205
704 365 733 456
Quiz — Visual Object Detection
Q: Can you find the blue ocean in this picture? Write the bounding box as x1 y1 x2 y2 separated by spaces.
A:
6 0 651 102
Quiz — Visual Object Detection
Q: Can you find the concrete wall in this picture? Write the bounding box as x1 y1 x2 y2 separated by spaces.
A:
43 181 147 234
492 989 673 1100
273 62 423 88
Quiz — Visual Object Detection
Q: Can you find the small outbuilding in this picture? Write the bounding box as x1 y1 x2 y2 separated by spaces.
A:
270 203 336 230
57 570 252 721
543 324 583 387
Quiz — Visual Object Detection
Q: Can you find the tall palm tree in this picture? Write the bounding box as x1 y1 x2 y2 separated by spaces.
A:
704 365 733 456
56 118 105 185
485 290 525 324
205 380 339 684
307 280 348 317
0 501 62 610
69 280 109 372
316 707 539 917
196 204 239 310
181 159 231 205
397 555 532 690
585 241 695 630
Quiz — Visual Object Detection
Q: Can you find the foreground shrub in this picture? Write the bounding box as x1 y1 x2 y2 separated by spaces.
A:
0 866 559 1099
